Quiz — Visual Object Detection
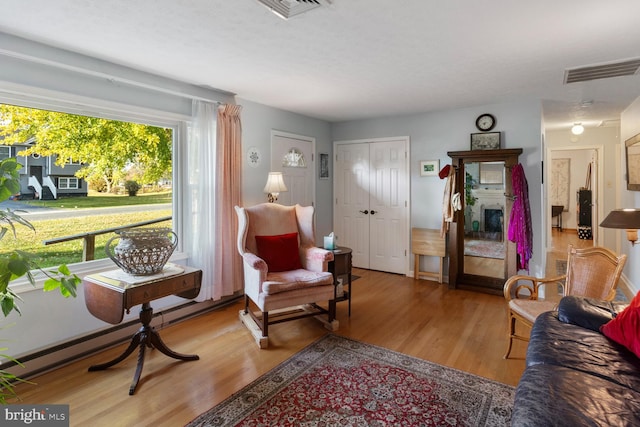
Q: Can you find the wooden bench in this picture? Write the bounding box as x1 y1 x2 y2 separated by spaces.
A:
412 228 446 283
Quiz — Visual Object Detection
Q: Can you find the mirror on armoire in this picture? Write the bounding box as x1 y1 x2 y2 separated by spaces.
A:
447 149 522 294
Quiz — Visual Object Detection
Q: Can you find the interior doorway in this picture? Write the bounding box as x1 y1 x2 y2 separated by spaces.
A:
546 146 603 257
270 130 315 207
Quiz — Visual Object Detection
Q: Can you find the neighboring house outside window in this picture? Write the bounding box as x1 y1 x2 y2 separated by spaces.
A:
66 158 81 165
58 177 79 190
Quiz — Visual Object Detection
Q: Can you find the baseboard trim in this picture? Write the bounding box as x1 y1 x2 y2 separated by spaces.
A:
0 295 242 381
619 274 636 299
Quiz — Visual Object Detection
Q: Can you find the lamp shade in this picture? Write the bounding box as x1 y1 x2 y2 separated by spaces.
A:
263 172 288 194
600 209 640 229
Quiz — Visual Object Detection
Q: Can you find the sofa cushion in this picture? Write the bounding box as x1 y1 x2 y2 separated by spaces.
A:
527 311 640 392
255 232 303 272
558 295 627 332
601 291 640 358
513 364 640 427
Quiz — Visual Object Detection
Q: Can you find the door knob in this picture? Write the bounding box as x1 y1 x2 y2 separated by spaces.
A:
370 210 377 215
359 210 369 214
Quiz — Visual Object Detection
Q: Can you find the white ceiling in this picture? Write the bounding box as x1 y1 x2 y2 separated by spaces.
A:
1 0 640 130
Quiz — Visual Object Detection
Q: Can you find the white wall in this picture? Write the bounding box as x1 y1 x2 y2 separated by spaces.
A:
620 96 640 294
332 100 545 277
238 99 333 244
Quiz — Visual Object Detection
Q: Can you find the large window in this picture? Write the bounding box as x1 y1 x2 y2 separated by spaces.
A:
0 103 175 269
0 146 10 159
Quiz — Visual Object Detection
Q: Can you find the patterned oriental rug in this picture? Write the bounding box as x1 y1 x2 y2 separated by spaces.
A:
187 335 515 426
464 239 505 259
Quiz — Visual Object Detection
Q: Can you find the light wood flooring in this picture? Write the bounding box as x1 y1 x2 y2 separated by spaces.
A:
10 231 588 426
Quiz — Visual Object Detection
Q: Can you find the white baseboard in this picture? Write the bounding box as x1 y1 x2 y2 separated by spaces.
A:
1 296 241 381
619 273 637 299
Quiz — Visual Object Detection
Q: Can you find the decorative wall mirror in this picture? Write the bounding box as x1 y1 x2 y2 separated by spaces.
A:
625 133 640 191
447 149 522 294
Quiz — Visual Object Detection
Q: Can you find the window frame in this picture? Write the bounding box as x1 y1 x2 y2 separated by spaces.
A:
58 177 79 189
0 92 186 292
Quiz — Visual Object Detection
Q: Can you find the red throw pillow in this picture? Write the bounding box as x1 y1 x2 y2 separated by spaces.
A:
600 292 640 358
255 232 303 272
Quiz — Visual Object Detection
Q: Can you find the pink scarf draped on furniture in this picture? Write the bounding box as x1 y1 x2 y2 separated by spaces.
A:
508 163 533 271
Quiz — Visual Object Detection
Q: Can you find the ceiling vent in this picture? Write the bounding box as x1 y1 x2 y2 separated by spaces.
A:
256 0 331 19
564 58 640 84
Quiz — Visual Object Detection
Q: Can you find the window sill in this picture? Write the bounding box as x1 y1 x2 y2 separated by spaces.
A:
9 251 190 294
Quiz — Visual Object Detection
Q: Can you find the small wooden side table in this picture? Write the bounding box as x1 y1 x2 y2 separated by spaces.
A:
552 205 564 231
327 246 352 316
83 264 202 395
412 228 446 283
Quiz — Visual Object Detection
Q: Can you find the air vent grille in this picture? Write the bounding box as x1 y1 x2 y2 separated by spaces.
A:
564 58 640 84
256 0 324 19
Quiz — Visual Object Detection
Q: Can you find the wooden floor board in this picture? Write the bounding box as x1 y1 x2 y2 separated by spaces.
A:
15 249 595 426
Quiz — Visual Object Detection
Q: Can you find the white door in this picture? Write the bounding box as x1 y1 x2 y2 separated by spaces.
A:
335 143 371 268
334 138 409 274
271 131 315 206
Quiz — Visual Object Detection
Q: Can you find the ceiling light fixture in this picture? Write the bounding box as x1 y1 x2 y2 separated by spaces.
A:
571 123 584 135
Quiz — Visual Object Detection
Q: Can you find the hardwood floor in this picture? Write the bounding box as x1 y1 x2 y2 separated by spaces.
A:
10 268 528 426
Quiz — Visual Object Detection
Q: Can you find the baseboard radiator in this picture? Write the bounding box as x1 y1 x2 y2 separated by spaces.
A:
0 294 242 381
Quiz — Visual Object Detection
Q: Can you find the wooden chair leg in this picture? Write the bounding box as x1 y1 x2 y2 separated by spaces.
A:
503 311 516 359
262 311 268 338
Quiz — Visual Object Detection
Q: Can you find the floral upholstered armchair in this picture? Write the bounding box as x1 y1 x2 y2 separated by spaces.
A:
235 203 337 348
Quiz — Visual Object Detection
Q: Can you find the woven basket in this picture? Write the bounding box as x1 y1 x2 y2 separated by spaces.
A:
105 227 178 276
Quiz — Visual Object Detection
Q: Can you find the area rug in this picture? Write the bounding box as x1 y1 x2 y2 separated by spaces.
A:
464 239 505 259
187 334 514 426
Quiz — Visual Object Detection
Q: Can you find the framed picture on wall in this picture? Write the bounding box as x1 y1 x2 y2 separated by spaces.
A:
470 132 501 150
420 160 439 177
319 153 330 179
626 133 640 191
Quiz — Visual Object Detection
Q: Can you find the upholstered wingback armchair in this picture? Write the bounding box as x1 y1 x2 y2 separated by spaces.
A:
235 203 337 348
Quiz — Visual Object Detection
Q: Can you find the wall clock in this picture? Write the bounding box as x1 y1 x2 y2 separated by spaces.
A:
475 113 496 132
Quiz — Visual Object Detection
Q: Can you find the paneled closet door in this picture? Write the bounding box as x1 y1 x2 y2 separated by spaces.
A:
368 140 408 274
335 143 371 268
334 138 409 274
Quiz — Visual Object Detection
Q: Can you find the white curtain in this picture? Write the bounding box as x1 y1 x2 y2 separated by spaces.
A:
185 100 243 301
186 100 218 301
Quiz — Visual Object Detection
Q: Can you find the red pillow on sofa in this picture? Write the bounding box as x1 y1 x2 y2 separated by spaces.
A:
255 232 303 272
600 292 640 358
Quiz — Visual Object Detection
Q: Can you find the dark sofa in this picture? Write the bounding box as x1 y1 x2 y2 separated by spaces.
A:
511 296 640 426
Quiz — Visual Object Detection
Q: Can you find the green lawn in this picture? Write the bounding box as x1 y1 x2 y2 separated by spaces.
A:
2 210 173 268
2 192 173 267
22 191 172 209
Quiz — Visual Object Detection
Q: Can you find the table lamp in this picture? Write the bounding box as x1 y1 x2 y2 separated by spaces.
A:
264 172 287 203
600 208 640 246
